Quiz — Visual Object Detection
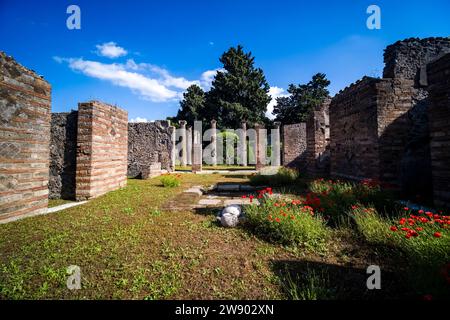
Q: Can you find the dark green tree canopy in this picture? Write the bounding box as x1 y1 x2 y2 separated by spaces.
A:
273 73 330 124
172 84 205 124
205 45 271 128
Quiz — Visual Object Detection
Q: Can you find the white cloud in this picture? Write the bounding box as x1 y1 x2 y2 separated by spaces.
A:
266 86 288 119
129 117 150 123
199 69 224 90
55 46 225 105
61 57 179 102
96 42 128 58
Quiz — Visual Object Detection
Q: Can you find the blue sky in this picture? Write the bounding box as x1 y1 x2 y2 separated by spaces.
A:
1 0 449 121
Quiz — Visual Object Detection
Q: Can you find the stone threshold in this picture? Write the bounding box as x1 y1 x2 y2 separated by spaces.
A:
0 201 88 224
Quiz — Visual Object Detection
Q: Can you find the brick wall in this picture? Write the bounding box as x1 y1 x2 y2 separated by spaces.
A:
75 101 128 201
330 77 415 187
0 52 51 222
282 123 306 169
306 99 331 177
128 121 174 177
49 111 78 199
426 53 450 208
330 78 381 181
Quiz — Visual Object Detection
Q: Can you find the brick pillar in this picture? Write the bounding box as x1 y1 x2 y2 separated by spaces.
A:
75 101 128 201
192 121 202 173
272 122 281 167
255 124 266 170
239 121 247 166
179 120 187 167
0 52 51 222
306 99 331 177
210 120 217 166
187 126 192 166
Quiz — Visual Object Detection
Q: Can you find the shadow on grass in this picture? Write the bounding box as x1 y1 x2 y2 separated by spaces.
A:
271 259 411 300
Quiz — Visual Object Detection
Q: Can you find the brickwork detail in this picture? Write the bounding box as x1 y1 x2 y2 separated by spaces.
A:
0 52 51 222
426 53 450 207
282 123 306 169
306 99 331 177
75 101 128 201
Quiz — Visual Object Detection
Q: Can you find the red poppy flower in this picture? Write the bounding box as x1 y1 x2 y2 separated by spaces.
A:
242 195 247 199
434 232 442 238
275 218 281 223
423 294 433 301
403 207 410 211
390 226 398 232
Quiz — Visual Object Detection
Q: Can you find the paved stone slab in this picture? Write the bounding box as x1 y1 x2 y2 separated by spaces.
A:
224 198 259 206
184 186 203 196
198 199 222 206
216 184 240 192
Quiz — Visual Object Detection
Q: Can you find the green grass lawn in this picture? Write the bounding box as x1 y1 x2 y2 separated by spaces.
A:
1 173 447 300
0 174 288 299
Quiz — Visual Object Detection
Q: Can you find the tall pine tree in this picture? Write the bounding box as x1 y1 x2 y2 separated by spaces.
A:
205 45 271 128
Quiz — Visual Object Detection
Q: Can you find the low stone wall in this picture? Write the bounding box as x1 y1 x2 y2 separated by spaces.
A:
128 121 174 178
426 53 450 208
0 52 51 222
49 111 78 199
75 101 128 201
282 123 306 169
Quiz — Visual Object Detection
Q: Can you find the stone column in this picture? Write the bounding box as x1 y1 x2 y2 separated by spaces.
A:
272 122 281 167
179 120 187 167
192 121 203 173
186 126 192 166
210 120 217 166
255 124 265 171
170 124 176 172
239 121 247 166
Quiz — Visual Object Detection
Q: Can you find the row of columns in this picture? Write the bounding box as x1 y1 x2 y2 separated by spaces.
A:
174 120 281 172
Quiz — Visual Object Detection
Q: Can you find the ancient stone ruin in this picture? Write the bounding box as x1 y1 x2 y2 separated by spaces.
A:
426 53 450 207
1 36 450 222
0 51 51 222
128 121 175 178
48 102 129 201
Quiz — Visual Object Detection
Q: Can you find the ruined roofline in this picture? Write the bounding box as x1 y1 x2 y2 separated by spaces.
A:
332 76 380 97
384 36 450 52
0 51 48 82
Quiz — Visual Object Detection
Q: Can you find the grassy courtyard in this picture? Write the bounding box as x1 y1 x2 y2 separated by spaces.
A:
0 172 448 300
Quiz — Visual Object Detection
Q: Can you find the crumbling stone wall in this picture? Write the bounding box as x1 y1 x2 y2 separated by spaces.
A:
75 101 128 201
330 77 414 187
0 52 51 222
328 38 449 199
426 53 450 208
306 99 331 177
384 37 450 84
282 123 306 169
383 37 450 198
128 121 174 178
49 111 78 199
